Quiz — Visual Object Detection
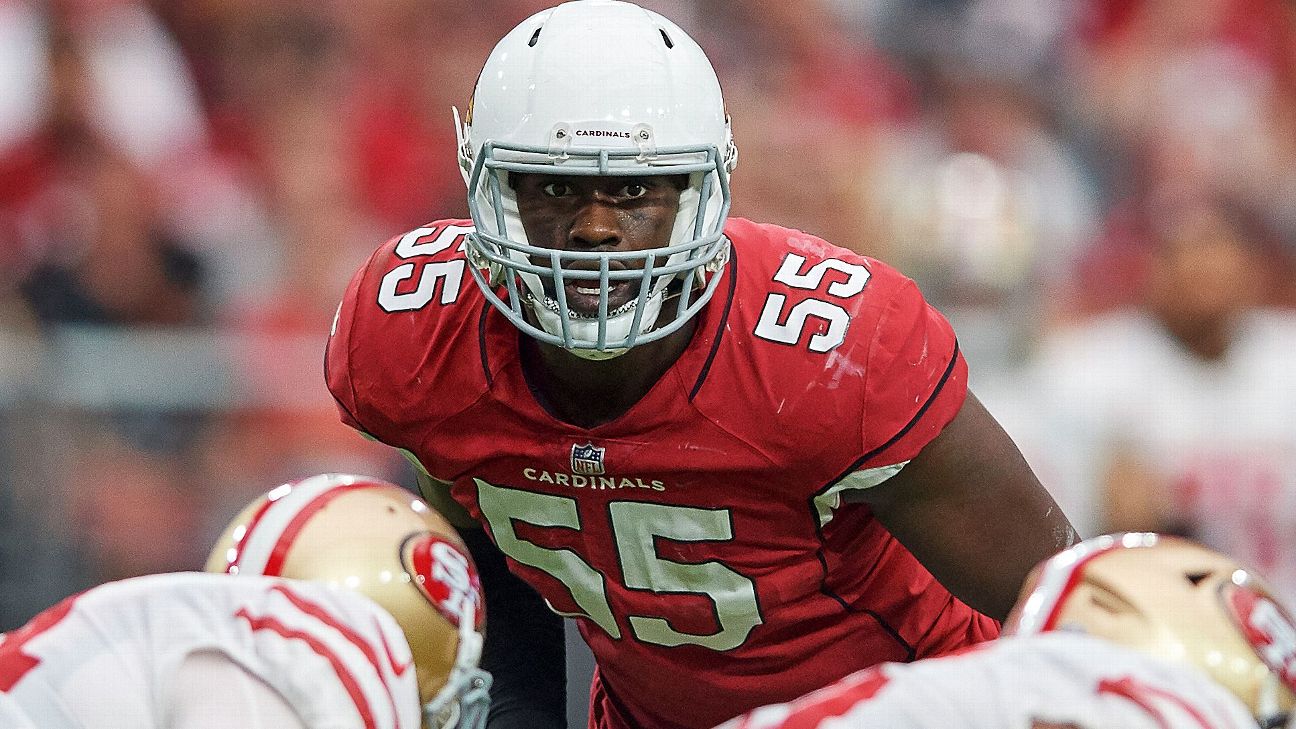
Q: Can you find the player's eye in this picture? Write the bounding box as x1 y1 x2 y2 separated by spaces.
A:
541 182 573 197
620 183 648 199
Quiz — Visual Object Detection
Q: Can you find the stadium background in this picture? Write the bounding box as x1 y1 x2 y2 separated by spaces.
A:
2 0 1294 726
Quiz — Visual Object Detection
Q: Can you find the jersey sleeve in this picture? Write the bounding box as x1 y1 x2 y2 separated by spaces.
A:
857 276 967 469
325 244 386 438
323 221 481 451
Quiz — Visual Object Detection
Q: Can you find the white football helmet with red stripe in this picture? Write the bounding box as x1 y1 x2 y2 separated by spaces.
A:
1006 532 1296 729
206 474 490 729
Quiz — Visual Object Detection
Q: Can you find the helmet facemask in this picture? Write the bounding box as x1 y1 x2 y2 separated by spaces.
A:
460 131 733 358
422 594 491 729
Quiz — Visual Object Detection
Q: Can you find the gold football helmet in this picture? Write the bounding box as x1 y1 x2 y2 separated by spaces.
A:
1006 532 1296 728
206 473 491 729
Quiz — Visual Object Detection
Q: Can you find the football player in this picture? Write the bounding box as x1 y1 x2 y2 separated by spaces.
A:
206 473 492 729
324 2 1077 728
0 473 489 729
716 533 1296 729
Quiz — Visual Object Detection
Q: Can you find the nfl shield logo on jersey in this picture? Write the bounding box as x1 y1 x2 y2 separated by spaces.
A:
571 443 605 475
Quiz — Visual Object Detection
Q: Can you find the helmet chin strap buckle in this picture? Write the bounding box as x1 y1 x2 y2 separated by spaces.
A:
465 240 506 286
704 239 731 273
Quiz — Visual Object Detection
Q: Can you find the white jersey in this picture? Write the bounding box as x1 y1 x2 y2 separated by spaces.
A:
0 572 421 729
1034 310 1296 601
716 632 1257 729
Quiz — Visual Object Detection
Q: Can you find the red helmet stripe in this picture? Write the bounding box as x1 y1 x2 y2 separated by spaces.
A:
1012 534 1159 635
224 475 376 576
221 495 278 573
1039 542 1119 631
262 482 374 577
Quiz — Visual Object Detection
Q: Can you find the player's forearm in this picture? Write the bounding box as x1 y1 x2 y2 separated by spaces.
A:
920 493 1076 621
878 475 1076 620
461 528 568 729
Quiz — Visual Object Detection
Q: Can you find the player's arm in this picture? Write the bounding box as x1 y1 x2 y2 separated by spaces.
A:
414 471 567 729
851 392 1077 620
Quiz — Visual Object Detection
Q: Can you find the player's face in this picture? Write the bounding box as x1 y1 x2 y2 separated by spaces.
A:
512 173 686 315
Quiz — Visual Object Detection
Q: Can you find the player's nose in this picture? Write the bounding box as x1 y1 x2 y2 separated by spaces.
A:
568 199 622 250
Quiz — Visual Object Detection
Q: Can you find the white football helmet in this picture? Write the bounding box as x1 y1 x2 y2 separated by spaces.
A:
207 474 491 729
455 0 737 358
1007 533 1296 729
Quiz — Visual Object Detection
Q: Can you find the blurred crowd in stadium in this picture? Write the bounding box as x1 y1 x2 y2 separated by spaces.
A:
0 0 1294 644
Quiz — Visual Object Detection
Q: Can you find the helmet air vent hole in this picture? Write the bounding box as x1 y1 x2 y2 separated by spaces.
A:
659 29 674 48
528 27 542 47
1090 592 1124 614
1186 571 1213 586
1087 583 1136 615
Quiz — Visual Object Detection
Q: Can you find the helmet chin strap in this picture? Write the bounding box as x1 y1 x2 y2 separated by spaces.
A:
1255 673 1288 729
526 285 669 360
566 344 629 362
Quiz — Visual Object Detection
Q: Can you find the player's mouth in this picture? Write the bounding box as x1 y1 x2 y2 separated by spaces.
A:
554 280 638 318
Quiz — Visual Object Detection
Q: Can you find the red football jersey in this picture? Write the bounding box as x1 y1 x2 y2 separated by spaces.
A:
326 217 997 729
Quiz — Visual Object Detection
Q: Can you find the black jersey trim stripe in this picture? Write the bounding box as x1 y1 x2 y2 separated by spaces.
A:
866 607 916 661
803 339 962 659
688 240 738 402
477 301 494 387
813 537 917 661
807 337 961 518
831 338 961 485
913 594 958 651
